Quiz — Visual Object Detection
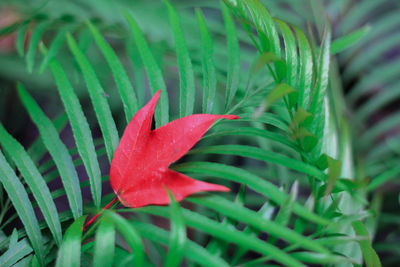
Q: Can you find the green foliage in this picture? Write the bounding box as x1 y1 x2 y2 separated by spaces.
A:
0 0 399 265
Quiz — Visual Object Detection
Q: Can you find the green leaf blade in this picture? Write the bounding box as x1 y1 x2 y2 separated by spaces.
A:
165 190 186 267
26 21 50 73
124 11 169 126
0 123 62 246
309 28 331 157
165 1 195 117
196 9 217 114
105 211 144 266
66 33 119 162
352 220 382 267
294 26 313 110
55 216 87 267
330 25 370 55
190 144 325 180
0 151 45 266
17 83 82 219
87 21 139 122
93 217 115 267
0 239 33 267
38 25 71 74
48 55 102 208
221 1 240 111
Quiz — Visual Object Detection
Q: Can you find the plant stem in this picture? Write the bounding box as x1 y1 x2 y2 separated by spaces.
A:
82 196 119 232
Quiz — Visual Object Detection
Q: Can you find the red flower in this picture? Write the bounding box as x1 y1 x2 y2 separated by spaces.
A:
110 90 239 207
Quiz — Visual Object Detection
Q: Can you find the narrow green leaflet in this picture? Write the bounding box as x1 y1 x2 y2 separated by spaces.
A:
204 126 299 151
293 26 313 110
26 20 50 73
255 83 297 116
269 181 298 244
347 58 400 104
290 251 350 265
224 0 262 52
352 220 382 267
78 28 92 53
165 1 195 117
190 145 326 180
126 38 145 105
275 19 298 87
87 21 139 121
55 216 86 267
196 9 217 114
367 166 400 192
124 11 169 127
238 112 289 131
9 229 18 248
105 211 144 267
16 21 29 57
244 0 281 57
28 112 68 164
38 24 72 74
0 238 33 267
0 123 62 246
47 54 102 208
17 84 82 219
330 25 370 55
165 190 186 267
93 217 115 267
173 161 330 225
324 157 341 196
310 28 331 115
342 11 400 61
0 22 19 36
309 28 331 156
355 81 400 123
338 0 379 34
188 195 330 254
251 52 286 81
66 33 119 162
132 222 229 267
0 151 45 265
221 1 240 111
345 32 400 79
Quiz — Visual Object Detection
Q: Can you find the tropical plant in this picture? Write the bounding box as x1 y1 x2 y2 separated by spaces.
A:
0 0 398 266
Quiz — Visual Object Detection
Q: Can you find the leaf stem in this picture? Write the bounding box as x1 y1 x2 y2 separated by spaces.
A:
82 196 118 232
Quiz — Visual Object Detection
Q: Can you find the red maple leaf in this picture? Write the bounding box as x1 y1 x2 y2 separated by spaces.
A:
110 90 239 208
